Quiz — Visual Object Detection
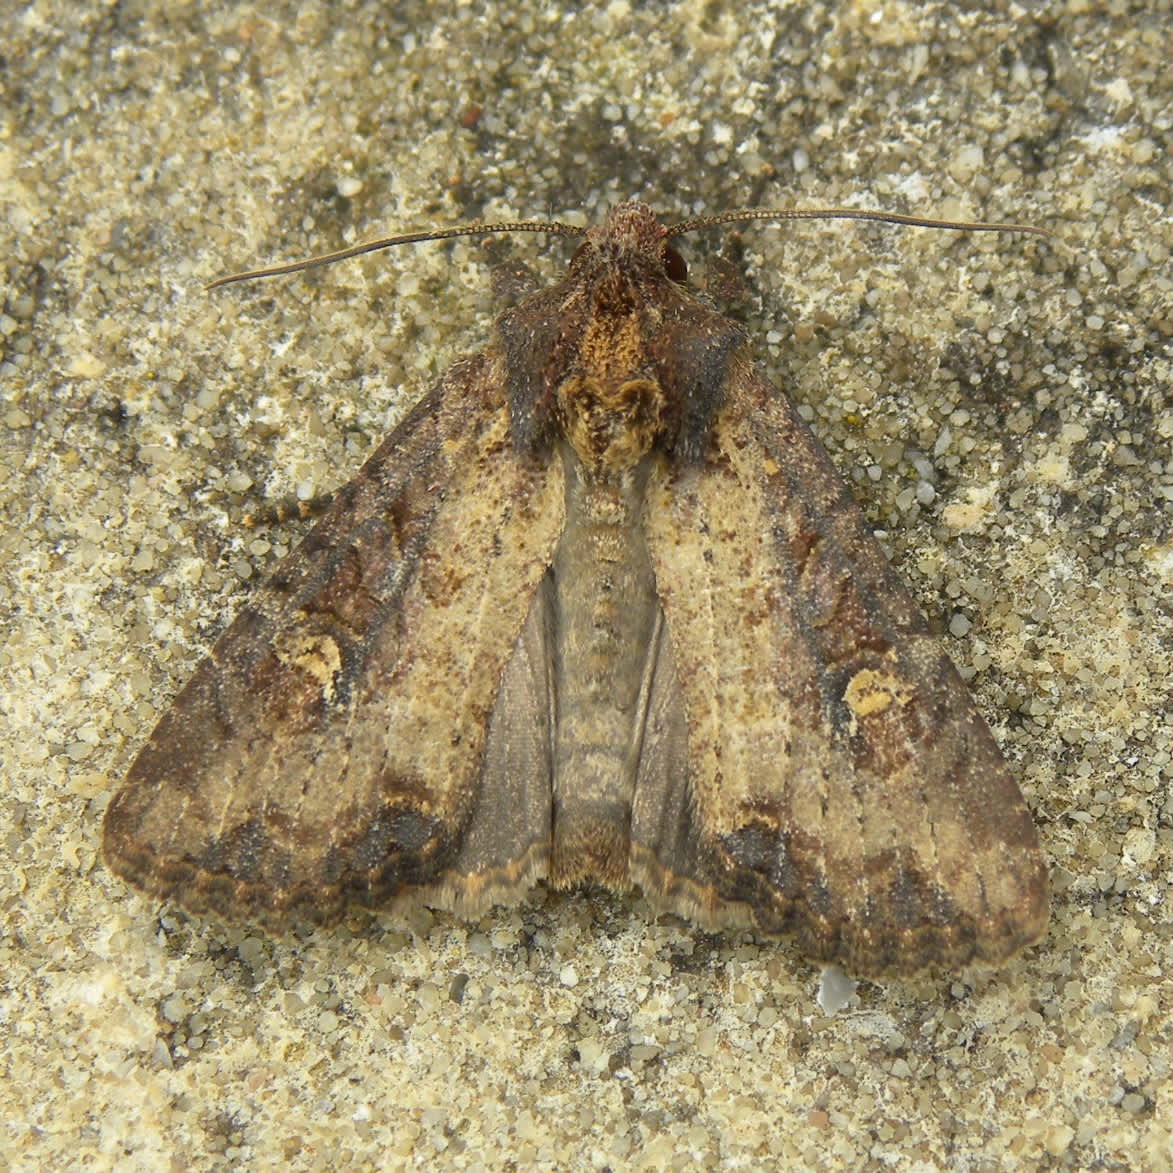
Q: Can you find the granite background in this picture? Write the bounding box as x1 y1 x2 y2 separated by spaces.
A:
1 1 1168 1168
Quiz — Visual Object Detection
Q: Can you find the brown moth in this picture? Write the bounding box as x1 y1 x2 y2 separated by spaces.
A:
103 201 1049 976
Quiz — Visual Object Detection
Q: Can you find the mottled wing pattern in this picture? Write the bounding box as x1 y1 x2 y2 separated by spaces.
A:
103 352 565 928
640 357 1048 974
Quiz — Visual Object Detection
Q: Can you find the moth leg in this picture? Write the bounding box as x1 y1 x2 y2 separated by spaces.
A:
490 258 544 306
242 490 337 528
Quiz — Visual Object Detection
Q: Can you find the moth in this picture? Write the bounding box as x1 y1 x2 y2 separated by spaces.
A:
104 200 1050 975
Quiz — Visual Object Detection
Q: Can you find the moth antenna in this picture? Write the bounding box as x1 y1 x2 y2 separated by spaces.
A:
666 207 1050 241
207 217 588 290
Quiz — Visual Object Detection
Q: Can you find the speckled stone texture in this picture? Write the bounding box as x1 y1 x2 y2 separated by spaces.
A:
2 2 1168 1169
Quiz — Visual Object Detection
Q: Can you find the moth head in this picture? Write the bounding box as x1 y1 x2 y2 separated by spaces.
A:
571 201 690 286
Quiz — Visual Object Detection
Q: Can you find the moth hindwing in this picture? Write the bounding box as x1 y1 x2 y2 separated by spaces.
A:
104 200 1049 976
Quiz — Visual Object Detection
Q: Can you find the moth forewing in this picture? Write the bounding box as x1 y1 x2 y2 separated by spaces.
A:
104 200 1048 975
103 355 567 928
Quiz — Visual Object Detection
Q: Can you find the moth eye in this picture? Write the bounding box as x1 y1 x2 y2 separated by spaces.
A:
663 245 688 283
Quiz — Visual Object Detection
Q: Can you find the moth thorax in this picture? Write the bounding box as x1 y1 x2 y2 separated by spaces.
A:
556 374 669 473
